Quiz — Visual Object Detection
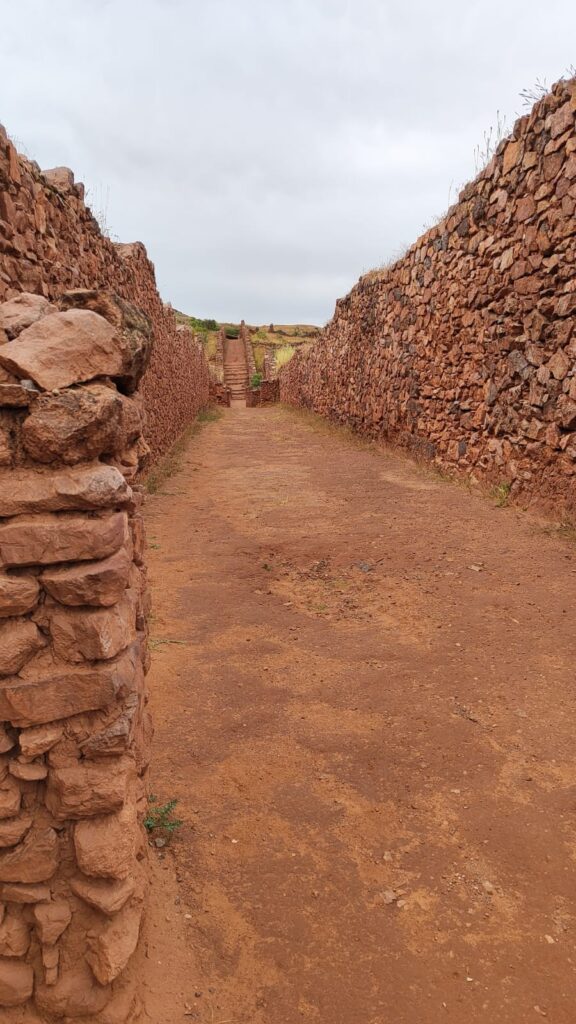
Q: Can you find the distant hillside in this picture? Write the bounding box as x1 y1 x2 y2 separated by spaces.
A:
172 311 321 372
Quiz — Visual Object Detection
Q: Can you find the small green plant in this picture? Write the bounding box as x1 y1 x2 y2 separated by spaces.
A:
225 325 240 338
186 316 219 332
492 482 511 507
144 795 183 837
251 372 263 388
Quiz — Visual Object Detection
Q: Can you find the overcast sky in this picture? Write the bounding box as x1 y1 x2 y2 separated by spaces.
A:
1 1 575 324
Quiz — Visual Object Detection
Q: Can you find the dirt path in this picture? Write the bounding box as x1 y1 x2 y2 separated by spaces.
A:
138 404 576 1024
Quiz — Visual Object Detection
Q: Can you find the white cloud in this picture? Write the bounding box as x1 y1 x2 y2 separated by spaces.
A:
1 0 575 322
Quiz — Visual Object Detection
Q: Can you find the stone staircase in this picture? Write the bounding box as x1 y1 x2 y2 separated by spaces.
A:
223 337 249 403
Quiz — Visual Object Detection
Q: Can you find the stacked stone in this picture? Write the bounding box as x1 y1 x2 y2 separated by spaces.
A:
208 328 230 404
239 322 257 381
214 328 226 382
262 348 277 382
281 76 576 516
0 129 210 469
0 289 152 1020
245 380 280 407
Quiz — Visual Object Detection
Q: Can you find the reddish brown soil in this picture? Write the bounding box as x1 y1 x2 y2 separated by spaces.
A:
138 405 576 1024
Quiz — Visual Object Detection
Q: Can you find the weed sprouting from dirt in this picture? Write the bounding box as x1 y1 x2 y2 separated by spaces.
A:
146 406 222 494
149 637 189 650
537 521 576 546
491 482 511 507
144 795 183 838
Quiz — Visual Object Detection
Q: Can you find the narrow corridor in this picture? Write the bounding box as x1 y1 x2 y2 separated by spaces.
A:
140 404 576 1024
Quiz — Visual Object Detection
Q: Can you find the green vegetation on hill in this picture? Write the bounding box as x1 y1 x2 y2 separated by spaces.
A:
174 312 219 333
172 309 320 375
173 310 220 359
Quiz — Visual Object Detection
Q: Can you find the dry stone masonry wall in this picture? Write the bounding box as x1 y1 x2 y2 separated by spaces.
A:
0 290 152 1020
0 127 209 466
281 78 576 515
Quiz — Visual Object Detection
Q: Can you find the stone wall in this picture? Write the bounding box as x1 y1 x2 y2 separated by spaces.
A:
239 321 257 380
281 77 576 515
246 380 280 407
0 290 151 1019
0 128 209 466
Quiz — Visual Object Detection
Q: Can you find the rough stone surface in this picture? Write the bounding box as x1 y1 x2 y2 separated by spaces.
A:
33 899 72 945
34 963 111 1017
0 883 50 904
21 384 125 464
79 693 140 758
59 289 153 394
70 874 135 916
0 618 45 676
48 592 136 663
73 802 138 879
40 547 131 607
86 899 142 985
0 431 11 469
0 309 127 390
0 381 39 407
0 827 58 882
0 463 132 516
45 760 128 820
0 816 32 849
0 958 34 1006
8 759 47 781
18 722 63 758
0 779 21 820
0 913 30 956
0 646 137 726
0 510 128 567
0 575 39 619
0 725 13 754
0 292 53 339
